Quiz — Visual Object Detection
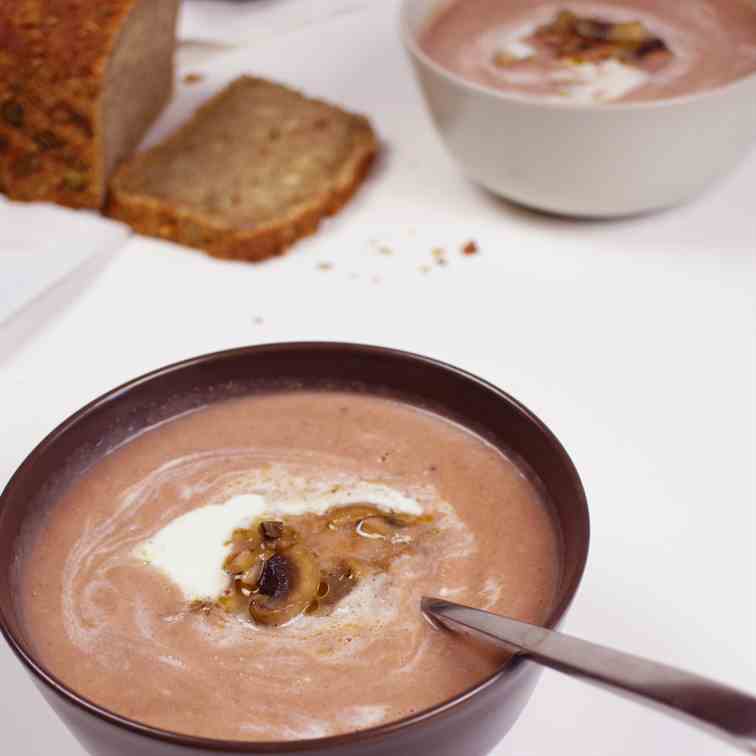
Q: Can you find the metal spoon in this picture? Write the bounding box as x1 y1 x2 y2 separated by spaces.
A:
422 598 756 753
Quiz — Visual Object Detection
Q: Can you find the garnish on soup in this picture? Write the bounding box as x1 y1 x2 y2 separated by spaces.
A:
219 507 434 627
494 9 671 68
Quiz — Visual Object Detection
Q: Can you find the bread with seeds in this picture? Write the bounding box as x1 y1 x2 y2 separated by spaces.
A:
0 0 179 209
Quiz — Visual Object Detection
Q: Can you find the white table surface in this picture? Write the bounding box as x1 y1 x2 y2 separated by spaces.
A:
179 0 372 44
1 3 754 755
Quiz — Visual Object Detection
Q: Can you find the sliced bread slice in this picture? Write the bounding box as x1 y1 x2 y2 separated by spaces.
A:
107 76 378 262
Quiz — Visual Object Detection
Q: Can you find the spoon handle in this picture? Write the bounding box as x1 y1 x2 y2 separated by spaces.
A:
422 598 756 754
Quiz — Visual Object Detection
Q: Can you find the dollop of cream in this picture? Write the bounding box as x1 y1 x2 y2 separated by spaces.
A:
498 37 536 60
133 484 422 601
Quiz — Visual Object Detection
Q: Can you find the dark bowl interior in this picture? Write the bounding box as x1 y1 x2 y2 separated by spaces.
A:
0 342 589 754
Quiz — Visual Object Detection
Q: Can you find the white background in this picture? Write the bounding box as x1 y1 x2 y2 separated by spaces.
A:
0 2 754 755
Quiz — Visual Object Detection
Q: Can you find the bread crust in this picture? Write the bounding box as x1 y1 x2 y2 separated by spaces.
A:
107 80 379 263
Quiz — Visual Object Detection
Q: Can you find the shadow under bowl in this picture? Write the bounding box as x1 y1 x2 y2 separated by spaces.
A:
0 342 589 756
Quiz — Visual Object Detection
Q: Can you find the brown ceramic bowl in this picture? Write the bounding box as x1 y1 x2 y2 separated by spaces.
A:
0 343 589 756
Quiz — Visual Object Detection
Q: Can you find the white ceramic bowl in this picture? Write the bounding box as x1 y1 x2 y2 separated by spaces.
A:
401 0 756 217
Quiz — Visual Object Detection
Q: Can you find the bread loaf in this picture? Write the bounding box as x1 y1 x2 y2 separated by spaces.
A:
0 0 179 209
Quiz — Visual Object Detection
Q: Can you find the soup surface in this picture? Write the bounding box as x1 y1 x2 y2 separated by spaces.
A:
420 0 756 103
21 391 561 740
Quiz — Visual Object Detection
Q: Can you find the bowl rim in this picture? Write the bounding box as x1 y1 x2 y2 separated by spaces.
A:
399 0 756 112
0 341 590 752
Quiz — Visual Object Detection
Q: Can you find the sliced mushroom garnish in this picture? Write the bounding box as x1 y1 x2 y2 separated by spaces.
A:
608 21 648 44
259 520 300 549
248 545 320 627
277 526 300 549
260 520 284 540
574 18 612 41
355 518 389 539
552 9 577 33
227 527 262 551
224 548 259 576
327 505 385 529
533 9 671 66
239 560 264 589
213 503 432 626
633 37 669 59
224 526 265 576
328 504 419 540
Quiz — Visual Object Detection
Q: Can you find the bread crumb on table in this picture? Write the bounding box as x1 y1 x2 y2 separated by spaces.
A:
462 240 479 256
183 72 205 85
431 247 448 266
317 261 333 271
